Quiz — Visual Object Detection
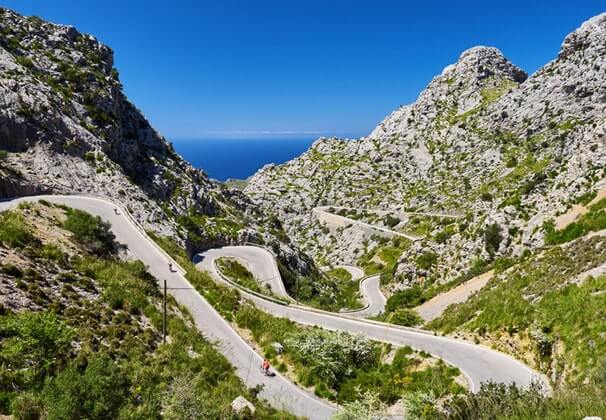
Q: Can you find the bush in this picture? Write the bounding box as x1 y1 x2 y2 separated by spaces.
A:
11 392 43 420
162 373 210 419
284 329 376 387
484 223 502 255
386 285 424 311
389 308 423 327
333 391 387 420
0 212 38 248
434 229 453 244
480 192 493 202
63 208 120 256
42 353 128 420
416 252 438 270
402 390 437 419
382 214 400 228
0 312 74 387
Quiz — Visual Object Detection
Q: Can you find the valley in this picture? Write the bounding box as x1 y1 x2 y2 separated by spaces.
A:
1 6 606 419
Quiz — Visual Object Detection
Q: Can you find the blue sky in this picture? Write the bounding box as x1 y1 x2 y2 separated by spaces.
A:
3 1 604 140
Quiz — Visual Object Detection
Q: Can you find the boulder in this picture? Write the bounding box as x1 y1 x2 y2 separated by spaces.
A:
231 395 255 415
271 342 284 354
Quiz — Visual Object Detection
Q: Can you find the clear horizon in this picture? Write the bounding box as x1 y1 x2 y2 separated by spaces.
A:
3 1 604 141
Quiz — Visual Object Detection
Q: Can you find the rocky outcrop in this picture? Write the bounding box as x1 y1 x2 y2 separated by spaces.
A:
245 13 606 286
0 8 314 276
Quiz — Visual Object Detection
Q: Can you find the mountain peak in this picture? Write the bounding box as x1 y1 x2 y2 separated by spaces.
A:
441 45 527 83
559 12 606 59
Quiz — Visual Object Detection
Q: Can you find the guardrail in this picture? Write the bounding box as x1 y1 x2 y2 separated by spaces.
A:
42 195 425 333
243 242 381 315
212 259 292 306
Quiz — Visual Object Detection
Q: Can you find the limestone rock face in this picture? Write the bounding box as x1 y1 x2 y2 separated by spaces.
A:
0 8 313 275
245 13 606 285
0 8 212 234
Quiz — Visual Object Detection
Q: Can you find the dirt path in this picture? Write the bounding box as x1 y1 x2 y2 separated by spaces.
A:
415 270 495 322
554 187 606 229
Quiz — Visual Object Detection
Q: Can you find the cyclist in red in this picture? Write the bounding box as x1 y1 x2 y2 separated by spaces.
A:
262 358 271 376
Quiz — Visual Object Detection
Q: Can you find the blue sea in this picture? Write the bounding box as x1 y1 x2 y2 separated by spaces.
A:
171 138 316 181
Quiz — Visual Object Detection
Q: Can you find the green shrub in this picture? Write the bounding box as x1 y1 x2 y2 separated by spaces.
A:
416 252 437 270
389 308 423 327
386 285 424 311
480 191 493 202
484 223 502 255
84 151 96 163
333 391 387 420
505 155 518 168
0 150 7 160
382 214 400 228
10 392 43 420
0 212 38 248
0 312 74 387
402 390 437 419
42 353 128 420
1 263 23 278
63 208 120 256
284 329 376 388
35 244 68 266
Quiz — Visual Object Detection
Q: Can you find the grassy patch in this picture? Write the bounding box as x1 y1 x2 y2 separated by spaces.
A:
0 211 38 248
544 198 606 244
216 257 279 299
62 207 121 256
327 267 352 282
429 235 606 384
325 268 363 310
359 237 410 276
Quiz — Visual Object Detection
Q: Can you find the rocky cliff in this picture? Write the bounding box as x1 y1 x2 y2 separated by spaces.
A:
245 13 606 287
0 8 315 276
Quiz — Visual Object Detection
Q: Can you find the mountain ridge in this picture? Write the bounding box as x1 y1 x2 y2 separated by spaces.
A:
0 7 323 282
244 12 606 287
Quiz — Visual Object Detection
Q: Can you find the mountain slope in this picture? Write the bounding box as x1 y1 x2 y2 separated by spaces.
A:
0 201 290 418
245 13 606 289
0 8 327 286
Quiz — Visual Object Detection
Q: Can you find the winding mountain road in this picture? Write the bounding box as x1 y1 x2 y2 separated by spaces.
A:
196 246 547 394
326 265 387 318
344 274 386 318
312 206 463 242
1 195 548 419
0 196 335 419
313 206 422 241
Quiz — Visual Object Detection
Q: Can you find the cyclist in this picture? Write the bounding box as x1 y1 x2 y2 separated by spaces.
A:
262 358 271 376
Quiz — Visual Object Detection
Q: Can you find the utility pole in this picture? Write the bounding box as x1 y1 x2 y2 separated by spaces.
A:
163 279 167 344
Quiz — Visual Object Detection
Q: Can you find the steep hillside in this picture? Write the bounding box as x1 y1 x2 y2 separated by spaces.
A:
0 8 328 290
245 13 606 291
0 201 290 418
